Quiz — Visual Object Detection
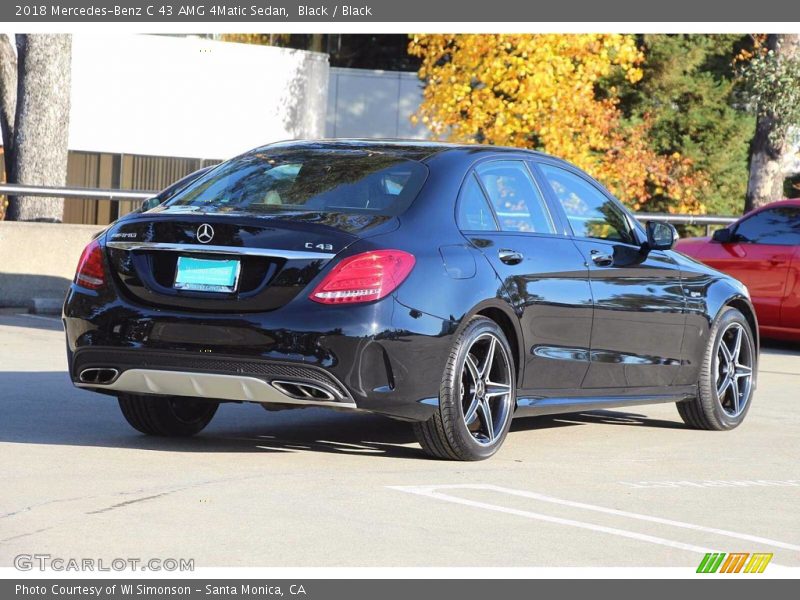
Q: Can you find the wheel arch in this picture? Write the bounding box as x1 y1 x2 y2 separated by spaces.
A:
462 299 525 386
705 280 760 357
723 296 760 356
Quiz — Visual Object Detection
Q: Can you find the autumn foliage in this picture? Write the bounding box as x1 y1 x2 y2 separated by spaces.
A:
408 34 707 213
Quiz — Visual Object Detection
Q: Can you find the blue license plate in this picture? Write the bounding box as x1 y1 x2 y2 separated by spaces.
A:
174 256 240 293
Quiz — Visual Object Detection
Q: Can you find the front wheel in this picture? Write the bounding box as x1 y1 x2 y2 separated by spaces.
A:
677 306 756 430
413 316 516 461
118 394 219 437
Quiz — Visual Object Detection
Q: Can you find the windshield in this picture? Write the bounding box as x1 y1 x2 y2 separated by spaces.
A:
164 149 429 216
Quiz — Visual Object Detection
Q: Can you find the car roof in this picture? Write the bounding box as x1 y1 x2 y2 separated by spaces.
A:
254 138 562 163
744 198 800 218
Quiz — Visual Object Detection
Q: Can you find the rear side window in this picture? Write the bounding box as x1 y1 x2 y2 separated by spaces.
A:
165 150 428 216
475 161 556 234
457 174 498 231
734 207 800 245
539 164 636 245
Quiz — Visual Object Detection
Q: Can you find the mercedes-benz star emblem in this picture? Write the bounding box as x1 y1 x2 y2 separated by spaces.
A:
196 223 214 244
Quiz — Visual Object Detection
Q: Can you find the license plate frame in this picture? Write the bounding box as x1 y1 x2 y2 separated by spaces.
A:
174 256 241 293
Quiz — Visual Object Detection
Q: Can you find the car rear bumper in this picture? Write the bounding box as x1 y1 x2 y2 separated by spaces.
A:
72 347 355 407
64 284 455 421
76 368 358 410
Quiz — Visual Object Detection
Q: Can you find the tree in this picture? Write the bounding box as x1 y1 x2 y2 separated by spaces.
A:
408 34 706 213
617 35 755 216
0 36 16 178
741 34 800 212
0 35 16 221
0 34 72 222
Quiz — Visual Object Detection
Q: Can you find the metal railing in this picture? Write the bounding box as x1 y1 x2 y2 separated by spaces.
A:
0 183 740 235
0 183 154 202
636 212 737 236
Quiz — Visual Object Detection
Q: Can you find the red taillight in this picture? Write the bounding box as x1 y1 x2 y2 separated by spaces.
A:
74 239 106 290
309 250 416 305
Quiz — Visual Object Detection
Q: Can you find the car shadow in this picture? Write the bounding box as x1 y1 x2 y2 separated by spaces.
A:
0 311 63 332
0 371 688 459
512 409 687 431
761 338 800 354
0 273 70 310
0 371 425 459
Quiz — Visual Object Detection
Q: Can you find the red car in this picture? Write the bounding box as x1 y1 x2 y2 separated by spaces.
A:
676 199 800 341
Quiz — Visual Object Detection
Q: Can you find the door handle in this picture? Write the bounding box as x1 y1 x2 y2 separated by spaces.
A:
498 249 524 265
590 249 614 267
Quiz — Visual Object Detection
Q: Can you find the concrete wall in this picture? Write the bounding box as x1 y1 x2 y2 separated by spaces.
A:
0 222 104 307
69 34 330 159
326 67 429 139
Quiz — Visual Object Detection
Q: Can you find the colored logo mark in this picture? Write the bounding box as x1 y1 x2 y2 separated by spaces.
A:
696 552 773 573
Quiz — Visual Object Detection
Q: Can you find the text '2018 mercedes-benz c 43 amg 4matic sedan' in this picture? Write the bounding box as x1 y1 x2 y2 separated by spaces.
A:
64 140 759 460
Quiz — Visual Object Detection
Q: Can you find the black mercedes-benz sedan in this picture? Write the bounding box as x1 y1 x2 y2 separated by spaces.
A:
64 140 759 460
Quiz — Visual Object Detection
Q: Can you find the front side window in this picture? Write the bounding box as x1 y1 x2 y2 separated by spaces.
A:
165 149 428 216
474 161 556 234
539 164 635 245
734 207 800 245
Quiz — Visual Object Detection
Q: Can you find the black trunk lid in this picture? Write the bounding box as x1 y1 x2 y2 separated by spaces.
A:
104 209 394 312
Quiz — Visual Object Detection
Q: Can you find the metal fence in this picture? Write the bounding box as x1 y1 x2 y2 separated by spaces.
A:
0 183 153 202
0 183 739 236
636 213 737 236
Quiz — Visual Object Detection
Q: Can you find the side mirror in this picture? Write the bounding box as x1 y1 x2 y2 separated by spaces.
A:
711 228 733 243
646 221 678 251
140 197 162 212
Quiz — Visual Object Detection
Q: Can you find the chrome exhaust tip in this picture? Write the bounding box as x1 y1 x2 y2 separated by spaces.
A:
270 380 336 402
78 367 120 385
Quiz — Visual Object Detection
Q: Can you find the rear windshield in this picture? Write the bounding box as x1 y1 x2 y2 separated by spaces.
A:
164 149 428 216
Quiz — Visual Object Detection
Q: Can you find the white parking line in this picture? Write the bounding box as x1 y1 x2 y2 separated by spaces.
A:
390 483 800 556
391 485 716 555
620 479 800 489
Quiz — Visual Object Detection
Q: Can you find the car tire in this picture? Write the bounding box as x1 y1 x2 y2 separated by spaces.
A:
118 394 219 436
413 316 516 461
677 306 757 431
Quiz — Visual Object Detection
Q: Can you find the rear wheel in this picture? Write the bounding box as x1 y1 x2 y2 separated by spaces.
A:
414 316 515 461
118 394 218 436
677 307 756 430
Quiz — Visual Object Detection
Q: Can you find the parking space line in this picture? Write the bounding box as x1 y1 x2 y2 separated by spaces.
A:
482 484 800 552
390 485 717 555
390 484 800 555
